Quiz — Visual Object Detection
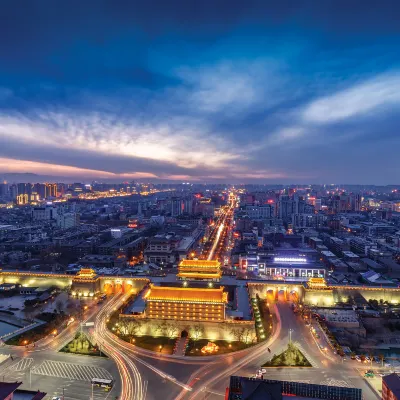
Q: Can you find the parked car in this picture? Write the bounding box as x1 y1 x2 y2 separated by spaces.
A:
355 356 361 362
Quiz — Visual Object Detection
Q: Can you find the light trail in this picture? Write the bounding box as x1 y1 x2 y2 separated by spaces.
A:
207 222 224 261
96 293 193 392
207 201 234 261
94 293 144 400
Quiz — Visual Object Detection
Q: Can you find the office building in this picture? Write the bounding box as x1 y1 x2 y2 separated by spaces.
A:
57 212 80 229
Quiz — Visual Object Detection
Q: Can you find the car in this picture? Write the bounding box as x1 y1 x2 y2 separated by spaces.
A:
260 368 267 374
364 357 371 363
355 356 361 362
52 397 61 400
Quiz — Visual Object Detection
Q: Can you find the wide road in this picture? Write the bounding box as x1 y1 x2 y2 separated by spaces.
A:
207 201 234 261
174 302 380 400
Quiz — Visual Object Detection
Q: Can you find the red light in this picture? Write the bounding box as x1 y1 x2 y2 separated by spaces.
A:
267 199 274 204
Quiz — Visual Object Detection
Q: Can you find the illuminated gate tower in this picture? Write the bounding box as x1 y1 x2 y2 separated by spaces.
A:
145 285 227 322
177 259 222 282
71 268 100 297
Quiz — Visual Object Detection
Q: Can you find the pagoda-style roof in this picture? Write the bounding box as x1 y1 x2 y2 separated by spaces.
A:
307 277 328 289
146 284 227 303
178 260 221 269
74 268 97 280
177 272 221 279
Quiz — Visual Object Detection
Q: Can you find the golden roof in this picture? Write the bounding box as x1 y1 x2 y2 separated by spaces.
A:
76 268 97 278
178 260 221 269
308 277 327 288
146 284 227 303
177 272 222 278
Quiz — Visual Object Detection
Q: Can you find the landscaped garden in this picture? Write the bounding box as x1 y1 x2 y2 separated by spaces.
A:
185 338 248 356
60 331 107 357
262 343 312 367
126 335 174 354
251 295 273 341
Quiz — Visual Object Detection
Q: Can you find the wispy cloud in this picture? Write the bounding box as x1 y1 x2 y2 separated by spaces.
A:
302 72 400 123
176 60 287 114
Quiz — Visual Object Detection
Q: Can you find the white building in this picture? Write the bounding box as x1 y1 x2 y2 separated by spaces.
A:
31 206 57 221
57 212 80 229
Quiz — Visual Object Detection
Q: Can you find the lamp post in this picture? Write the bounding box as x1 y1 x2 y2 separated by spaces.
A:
289 329 293 345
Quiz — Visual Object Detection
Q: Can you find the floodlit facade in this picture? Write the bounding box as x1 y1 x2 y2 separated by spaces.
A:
177 259 222 281
145 284 227 322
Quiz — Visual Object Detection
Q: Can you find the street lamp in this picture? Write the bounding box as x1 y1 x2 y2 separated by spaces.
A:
289 329 293 344
159 345 163 352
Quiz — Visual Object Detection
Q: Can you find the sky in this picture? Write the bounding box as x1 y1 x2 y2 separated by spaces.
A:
1 1 400 184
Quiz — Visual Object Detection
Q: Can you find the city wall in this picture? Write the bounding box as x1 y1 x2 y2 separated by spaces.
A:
0 272 72 289
0 271 149 294
248 282 400 306
119 315 256 341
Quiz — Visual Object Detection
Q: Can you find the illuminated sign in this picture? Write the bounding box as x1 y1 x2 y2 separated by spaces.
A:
274 257 307 263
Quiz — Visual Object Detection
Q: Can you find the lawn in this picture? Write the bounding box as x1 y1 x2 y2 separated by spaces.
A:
185 339 248 356
60 332 107 357
262 343 312 367
122 335 175 354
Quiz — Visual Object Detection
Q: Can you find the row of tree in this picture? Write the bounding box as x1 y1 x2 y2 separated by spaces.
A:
117 318 256 345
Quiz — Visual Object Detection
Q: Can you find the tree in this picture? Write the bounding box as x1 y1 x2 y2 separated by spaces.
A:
164 322 179 340
379 354 385 367
120 319 143 337
190 324 204 342
155 321 179 342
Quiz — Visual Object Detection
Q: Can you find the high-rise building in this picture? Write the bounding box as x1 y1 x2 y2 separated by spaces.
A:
0 182 9 197
171 197 183 216
57 212 80 229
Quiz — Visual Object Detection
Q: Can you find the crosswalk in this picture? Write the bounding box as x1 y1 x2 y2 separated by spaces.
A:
9 357 33 372
32 360 113 382
293 341 318 368
320 377 353 388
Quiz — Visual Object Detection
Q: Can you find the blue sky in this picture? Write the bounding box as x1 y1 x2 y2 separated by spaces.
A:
0 1 400 183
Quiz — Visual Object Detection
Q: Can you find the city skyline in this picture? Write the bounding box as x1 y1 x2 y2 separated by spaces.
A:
1 1 400 183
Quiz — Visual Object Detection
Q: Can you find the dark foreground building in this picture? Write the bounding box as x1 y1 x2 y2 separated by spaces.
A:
0 381 46 400
225 376 362 400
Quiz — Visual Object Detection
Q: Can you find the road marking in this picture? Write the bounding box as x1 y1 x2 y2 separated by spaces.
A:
9 357 34 371
293 341 318 368
320 378 353 388
32 360 113 382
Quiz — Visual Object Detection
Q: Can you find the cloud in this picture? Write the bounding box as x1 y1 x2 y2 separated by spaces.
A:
302 72 400 123
0 109 242 173
176 60 287 114
0 157 157 179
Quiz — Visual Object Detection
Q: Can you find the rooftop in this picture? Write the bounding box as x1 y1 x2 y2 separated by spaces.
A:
146 284 227 303
179 259 221 269
383 373 400 397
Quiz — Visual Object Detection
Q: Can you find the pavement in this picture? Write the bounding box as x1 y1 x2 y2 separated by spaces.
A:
174 303 382 400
